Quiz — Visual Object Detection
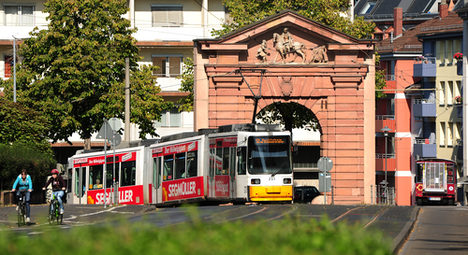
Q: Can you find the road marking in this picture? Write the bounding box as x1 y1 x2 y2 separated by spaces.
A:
331 206 363 223
363 207 388 229
264 206 297 222
215 207 268 223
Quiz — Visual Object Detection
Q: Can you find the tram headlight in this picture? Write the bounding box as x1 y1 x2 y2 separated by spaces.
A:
283 178 292 184
251 178 261 185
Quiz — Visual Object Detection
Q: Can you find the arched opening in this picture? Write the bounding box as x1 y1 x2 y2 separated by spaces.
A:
256 102 322 188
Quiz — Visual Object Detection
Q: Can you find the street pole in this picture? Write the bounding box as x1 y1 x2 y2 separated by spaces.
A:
13 36 16 103
124 58 130 142
103 118 107 208
384 131 388 204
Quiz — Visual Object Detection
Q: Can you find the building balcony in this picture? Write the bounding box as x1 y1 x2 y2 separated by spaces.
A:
385 75 396 91
413 57 436 77
413 98 436 117
375 154 396 172
413 138 437 158
375 115 395 132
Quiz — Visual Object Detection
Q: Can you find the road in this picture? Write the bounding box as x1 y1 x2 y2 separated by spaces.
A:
398 206 468 255
0 203 417 253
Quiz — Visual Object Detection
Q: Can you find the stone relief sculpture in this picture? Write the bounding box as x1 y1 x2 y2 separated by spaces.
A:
309 45 328 63
256 28 328 64
272 28 306 63
256 39 270 63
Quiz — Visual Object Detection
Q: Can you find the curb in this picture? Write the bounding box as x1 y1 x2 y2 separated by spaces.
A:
392 207 420 254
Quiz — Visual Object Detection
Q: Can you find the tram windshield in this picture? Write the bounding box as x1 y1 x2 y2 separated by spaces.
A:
247 136 291 175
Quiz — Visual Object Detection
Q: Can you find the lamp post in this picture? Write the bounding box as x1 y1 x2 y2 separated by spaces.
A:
381 126 391 204
13 36 17 103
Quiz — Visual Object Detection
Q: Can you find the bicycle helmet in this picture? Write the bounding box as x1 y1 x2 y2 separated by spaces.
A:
51 169 59 174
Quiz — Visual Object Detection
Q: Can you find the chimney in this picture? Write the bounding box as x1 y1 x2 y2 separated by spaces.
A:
393 8 403 37
439 0 448 19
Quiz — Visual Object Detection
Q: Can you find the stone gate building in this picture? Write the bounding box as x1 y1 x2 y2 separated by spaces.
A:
193 11 375 204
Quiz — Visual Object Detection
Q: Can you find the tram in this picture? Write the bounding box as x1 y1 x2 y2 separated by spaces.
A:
414 158 457 205
67 124 293 205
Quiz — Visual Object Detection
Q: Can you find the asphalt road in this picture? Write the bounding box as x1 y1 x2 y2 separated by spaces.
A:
1 203 418 253
398 205 468 255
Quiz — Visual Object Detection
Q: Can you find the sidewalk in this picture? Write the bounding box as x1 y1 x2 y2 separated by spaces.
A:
0 203 155 227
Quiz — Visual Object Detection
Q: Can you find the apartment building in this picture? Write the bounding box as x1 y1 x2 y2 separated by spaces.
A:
0 0 226 161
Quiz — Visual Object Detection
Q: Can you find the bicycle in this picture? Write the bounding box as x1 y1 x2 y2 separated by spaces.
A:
16 191 27 227
48 193 63 225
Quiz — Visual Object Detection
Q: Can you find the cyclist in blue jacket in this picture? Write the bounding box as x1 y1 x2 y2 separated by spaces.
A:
12 169 33 223
43 169 66 214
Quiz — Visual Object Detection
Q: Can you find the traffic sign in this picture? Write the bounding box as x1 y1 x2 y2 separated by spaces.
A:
96 120 113 140
108 117 122 132
317 157 333 172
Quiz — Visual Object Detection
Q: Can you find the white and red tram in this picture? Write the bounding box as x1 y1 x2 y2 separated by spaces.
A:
68 124 293 205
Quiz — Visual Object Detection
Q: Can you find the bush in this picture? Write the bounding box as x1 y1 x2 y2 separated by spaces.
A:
0 143 55 191
0 216 391 255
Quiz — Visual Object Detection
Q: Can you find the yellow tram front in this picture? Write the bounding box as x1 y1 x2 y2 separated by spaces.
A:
245 134 293 202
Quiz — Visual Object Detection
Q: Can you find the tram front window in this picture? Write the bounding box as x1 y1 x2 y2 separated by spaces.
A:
247 136 291 175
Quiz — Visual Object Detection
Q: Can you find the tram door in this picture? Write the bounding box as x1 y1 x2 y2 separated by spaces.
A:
73 166 87 204
236 147 248 199
152 157 162 204
230 147 236 198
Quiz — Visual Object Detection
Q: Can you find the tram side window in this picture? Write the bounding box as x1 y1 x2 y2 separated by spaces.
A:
222 147 230 175
163 155 174 181
209 148 215 177
74 168 85 197
175 152 186 179
106 163 115 188
216 142 223 175
89 165 103 190
121 161 136 187
153 157 162 188
237 147 246 175
186 151 197 178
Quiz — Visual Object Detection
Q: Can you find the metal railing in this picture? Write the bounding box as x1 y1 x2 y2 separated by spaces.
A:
371 185 395 205
414 98 435 104
376 115 394 120
385 74 395 81
375 153 395 159
414 138 435 144
414 56 436 64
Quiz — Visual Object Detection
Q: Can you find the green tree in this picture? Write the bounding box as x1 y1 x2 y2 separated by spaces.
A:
213 0 375 39
177 58 194 112
3 0 168 147
0 97 56 191
257 102 320 133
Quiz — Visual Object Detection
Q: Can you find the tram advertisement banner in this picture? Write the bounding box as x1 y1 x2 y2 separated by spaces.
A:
162 176 204 202
73 151 137 167
152 141 198 157
87 185 144 205
214 176 230 197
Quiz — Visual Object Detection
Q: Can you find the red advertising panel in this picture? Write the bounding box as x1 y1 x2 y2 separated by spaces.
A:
152 141 198 157
209 137 237 148
162 176 204 202
87 185 144 205
73 151 137 168
214 175 230 197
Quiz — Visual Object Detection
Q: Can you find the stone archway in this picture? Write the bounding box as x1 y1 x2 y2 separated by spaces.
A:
193 11 375 204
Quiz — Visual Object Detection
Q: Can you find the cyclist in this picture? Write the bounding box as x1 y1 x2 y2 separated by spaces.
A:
43 169 66 214
11 169 33 223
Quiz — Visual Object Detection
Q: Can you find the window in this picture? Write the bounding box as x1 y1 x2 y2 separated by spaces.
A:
439 81 445 105
447 81 453 105
437 41 445 65
152 56 182 77
121 161 136 187
175 152 185 179
447 40 453 63
237 147 246 175
447 123 453 147
153 157 161 188
4 55 13 78
386 61 395 81
151 5 182 27
89 165 103 190
439 122 446 146
186 151 197 178
361 2 376 14
155 110 182 127
455 123 461 144
455 81 461 99
163 155 174 181
4 5 34 26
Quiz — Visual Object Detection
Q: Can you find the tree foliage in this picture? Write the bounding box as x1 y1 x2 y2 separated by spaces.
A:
177 58 194 112
3 0 167 142
0 97 52 153
257 102 321 133
213 0 375 39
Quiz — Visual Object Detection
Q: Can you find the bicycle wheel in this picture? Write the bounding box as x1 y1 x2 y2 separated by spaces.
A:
17 202 25 227
48 202 55 224
54 200 61 225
